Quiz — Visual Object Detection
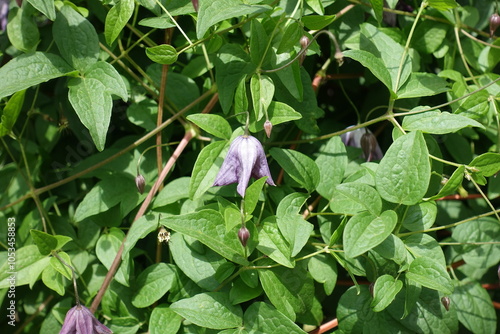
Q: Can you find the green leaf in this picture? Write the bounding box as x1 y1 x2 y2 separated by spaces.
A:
301 15 336 30
373 234 407 265
0 90 26 137
402 110 483 134
27 0 56 20
170 233 226 290
258 262 314 321
53 5 99 72
277 21 302 54
68 77 113 151
453 281 497 333
170 292 243 329
243 302 307 333
105 0 135 45
122 214 159 259
376 131 430 205
154 177 190 208
0 52 74 99
0 245 49 288
403 277 421 318
270 148 320 193
250 74 274 121
314 136 347 199
146 44 178 65
7 6 40 53
276 193 314 257
96 227 131 286
401 201 437 232
189 140 228 199
196 0 271 39
411 21 448 54
305 0 324 14
452 218 500 269
428 165 465 200
215 44 256 113
74 175 141 222
455 89 489 121
396 73 450 99
308 253 338 295
30 230 57 256
427 0 459 10
469 153 500 177
406 257 453 295
343 49 393 94
149 305 183 334
368 0 383 23
256 216 294 268
132 263 177 308
230 278 263 305
42 265 65 295
244 176 267 216
49 251 73 280
330 183 382 216
187 114 232 140
404 233 446 267
160 209 248 265
84 61 128 101
343 210 398 258
370 275 403 312
248 101 302 133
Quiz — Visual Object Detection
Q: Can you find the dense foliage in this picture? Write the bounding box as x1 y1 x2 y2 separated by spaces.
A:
1 0 500 333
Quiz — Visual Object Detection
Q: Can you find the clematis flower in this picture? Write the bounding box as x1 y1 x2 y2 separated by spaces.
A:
60 305 112 334
0 0 9 32
341 126 383 162
213 135 275 197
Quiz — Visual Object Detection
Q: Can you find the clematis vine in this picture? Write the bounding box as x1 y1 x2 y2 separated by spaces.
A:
213 135 275 197
341 126 383 162
60 305 112 334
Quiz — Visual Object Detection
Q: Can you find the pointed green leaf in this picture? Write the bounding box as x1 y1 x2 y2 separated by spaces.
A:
248 101 302 133
250 74 274 121
244 302 307 333
402 201 437 232
315 136 347 199
270 148 320 193
406 257 453 295
244 176 268 216
170 292 243 329
469 153 500 177
428 0 459 10
196 0 271 39
27 0 56 20
429 165 465 200
343 49 393 94
308 253 338 295
96 227 131 287
301 15 336 30
7 6 40 53
132 263 177 308
368 0 383 23
0 52 74 99
123 213 159 258
371 275 403 312
146 44 178 65
105 0 135 45
30 230 57 256
187 114 232 140
330 183 382 216
53 5 99 71
84 61 128 101
149 305 183 334
42 265 65 295
190 140 228 199
397 73 450 99
402 110 483 134
160 209 248 265
257 216 294 268
49 251 73 280
453 281 497 333
0 90 26 137
376 131 430 205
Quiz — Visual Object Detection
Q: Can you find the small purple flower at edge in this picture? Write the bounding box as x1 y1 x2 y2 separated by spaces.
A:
213 135 275 197
0 0 9 32
60 305 112 334
341 126 383 162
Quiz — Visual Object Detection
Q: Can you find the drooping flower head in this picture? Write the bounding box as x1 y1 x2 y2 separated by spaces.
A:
213 135 275 197
341 126 383 162
60 305 112 334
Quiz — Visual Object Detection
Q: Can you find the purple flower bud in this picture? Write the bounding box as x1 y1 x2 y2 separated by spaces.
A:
341 126 383 161
238 226 250 247
60 305 112 334
135 174 146 194
497 264 500 281
213 135 275 197
264 120 272 138
0 0 9 32
192 0 199 12
441 296 450 311
299 36 310 65
490 13 500 37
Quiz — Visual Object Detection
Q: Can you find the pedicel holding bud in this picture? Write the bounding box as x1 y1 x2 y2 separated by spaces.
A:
213 135 275 197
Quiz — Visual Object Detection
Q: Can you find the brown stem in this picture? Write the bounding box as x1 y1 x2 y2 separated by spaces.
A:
90 130 194 313
308 318 339 334
157 64 168 187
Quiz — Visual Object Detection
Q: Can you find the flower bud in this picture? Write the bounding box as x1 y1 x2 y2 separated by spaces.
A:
334 50 344 66
264 120 272 138
441 296 450 311
490 13 500 37
497 264 500 281
238 226 250 247
158 227 171 243
135 174 146 194
299 35 310 65
192 0 199 12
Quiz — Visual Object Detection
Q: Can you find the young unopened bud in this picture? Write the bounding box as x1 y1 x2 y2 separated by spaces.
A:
441 296 450 311
334 50 344 67
135 174 146 194
264 120 272 138
490 13 500 37
361 131 379 162
238 226 250 247
192 0 199 12
299 35 310 65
